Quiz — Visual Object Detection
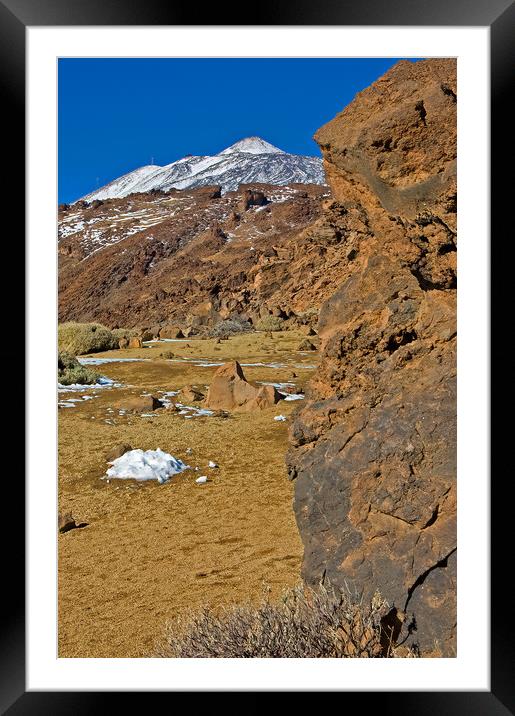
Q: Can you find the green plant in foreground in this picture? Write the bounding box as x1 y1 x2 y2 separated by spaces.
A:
58 351 101 386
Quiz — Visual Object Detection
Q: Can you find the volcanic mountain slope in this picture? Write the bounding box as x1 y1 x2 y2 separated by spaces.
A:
287 58 457 656
79 137 325 201
59 182 366 329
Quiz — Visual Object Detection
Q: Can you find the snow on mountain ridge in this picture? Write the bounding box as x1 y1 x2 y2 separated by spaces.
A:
78 137 325 203
218 137 285 155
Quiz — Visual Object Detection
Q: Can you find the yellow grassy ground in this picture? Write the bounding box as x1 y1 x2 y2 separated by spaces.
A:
58 330 317 657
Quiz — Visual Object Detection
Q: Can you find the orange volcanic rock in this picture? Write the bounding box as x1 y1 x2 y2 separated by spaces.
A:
287 59 457 656
204 361 283 412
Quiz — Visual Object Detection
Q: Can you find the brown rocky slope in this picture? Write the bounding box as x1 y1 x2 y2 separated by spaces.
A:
58 183 342 331
287 59 457 656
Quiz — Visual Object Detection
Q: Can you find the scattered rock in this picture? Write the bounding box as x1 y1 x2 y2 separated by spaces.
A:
58 512 78 533
140 330 153 342
118 338 129 349
298 339 317 351
105 443 133 462
180 385 205 402
128 337 143 349
159 326 184 339
300 325 317 336
204 361 283 412
241 188 268 211
196 475 208 484
119 395 163 413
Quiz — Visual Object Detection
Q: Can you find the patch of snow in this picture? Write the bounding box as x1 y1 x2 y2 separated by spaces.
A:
58 376 120 392
78 357 151 365
274 415 287 422
175 403 214 417
195 475 208 484
105 448 190 483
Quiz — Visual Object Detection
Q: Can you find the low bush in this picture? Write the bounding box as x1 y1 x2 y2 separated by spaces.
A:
255 316 284 332
112 327 139 341
208 318 253 339
58 352 101 386
155 584 404 658
58 322 118 355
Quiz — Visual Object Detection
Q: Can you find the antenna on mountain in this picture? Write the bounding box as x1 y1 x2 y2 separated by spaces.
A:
151 156 154 165
95 176 100 187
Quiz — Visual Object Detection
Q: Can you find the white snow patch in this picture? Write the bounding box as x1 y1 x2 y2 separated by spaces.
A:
274 415 287 422
58 376 120 392
78 357 151 365
105 448 190 483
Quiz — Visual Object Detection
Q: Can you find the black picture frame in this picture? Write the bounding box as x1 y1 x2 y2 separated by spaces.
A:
6 0 510 709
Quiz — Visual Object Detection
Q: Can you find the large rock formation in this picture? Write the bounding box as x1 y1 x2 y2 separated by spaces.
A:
205 361 283 412
287 59 457 656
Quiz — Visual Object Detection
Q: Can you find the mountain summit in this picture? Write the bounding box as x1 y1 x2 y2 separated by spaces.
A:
78 137 324 202
218 136 285 155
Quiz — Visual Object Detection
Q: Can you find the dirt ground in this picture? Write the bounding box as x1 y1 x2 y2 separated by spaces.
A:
58 330 317 657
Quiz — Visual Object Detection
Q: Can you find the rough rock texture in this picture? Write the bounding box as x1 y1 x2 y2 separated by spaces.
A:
119 395 163 413
58 512 78 534
180 385 205 403
287 59 457 656
58 183 350 331
159 326 184 339
105 443 133 462
204 361 283 412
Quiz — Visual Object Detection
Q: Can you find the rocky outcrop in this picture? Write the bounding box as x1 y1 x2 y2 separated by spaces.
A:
204 361 283 412
287 59 457 656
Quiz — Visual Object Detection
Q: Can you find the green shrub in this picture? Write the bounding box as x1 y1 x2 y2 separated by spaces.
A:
58 322 118 355
255 316 284 332
112 327 139 341
155 584 404 658
58 352 101 386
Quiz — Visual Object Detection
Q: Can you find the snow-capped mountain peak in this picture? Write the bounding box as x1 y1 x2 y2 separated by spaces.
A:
218 137 285 155
78 137 325 202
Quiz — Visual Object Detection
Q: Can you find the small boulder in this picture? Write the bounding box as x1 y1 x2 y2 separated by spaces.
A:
140 330 153 342
159 326 184 339
180 385 205 403
300 325 317 336
298 339 317 351
129 337 143 349
241 189 269 211
105 443 133 463
204 361 283 412
119 395 163 413
58 512 78 534
118 338 129 349
245 384 284 411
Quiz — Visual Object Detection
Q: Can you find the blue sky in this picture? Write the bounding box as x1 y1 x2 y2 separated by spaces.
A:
58 57 406 203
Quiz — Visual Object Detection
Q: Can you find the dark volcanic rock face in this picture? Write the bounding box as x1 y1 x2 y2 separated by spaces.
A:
287 59 457 656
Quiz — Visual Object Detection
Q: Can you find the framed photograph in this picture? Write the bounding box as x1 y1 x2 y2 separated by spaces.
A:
6 0 509 707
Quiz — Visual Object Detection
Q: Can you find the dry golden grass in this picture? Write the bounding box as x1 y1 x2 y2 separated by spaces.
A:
58 330 317 657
